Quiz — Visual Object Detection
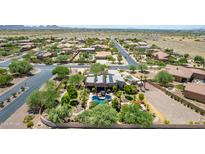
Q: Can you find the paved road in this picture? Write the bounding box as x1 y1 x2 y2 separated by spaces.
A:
0 69 52 123
0 41 133 123
144 83 204 124
113 39 138 66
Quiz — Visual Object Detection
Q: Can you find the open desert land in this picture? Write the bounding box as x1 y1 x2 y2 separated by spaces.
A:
146 35 205 58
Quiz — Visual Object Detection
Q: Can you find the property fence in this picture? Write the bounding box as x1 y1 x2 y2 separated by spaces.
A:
41 116 205 129
148 81 205 115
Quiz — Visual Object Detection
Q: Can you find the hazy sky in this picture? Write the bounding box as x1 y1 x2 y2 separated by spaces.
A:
1 0 205 26
60 25 205 30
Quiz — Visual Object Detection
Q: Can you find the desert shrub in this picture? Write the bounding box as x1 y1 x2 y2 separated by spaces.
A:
124 85 138 94
90 101 98 109
111 97 121 112
164 120 170 125
125 95 133 101
48 104 72 123
138 93 145 101
27 121 34 128
175 84 185 91
0 74 13 86
23 115 34 123
52 66 69 79
77 104 118 126
0 101 4 108
9 60 33 75
154 71 174 86
118 104 154 127
66 84 78 99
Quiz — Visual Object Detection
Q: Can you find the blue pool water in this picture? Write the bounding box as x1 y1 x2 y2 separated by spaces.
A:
92 95 111 104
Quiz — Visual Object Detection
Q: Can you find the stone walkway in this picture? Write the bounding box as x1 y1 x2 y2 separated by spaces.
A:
144 83 205 124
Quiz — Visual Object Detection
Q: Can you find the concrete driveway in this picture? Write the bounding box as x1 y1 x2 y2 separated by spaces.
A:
144 83 205 124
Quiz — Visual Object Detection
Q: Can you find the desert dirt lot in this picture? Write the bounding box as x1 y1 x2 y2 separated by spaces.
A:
147 37 205 58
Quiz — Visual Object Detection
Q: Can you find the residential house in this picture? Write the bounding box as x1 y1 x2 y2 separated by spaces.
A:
79 48 95 52
166 65 205 82
95 51 111 60
85 70 125 90
184 83 205 103
36 52 52 59
153 51 169 61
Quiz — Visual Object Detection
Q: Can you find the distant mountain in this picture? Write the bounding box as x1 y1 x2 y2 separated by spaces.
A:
0 25 205 32
0 25 62 30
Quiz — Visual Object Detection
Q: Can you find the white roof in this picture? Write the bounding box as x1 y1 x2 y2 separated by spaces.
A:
85 70 125 84
86 76 95 83
138 42 147 46
80 48 95 51
96 75 104 83
108 70 125 82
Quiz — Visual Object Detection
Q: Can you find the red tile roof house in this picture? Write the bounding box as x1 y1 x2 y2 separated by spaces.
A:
184 83 205 103
153 51 169 61
166 65 205 82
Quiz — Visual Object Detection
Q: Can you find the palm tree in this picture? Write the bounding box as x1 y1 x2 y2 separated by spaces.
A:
139 75 144 91
116 91 123 108
144 76 148 90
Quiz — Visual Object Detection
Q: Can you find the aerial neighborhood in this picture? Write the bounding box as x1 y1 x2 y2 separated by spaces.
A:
0 29 205 129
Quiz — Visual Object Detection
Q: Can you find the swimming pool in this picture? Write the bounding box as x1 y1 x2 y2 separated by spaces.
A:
92 95 111 104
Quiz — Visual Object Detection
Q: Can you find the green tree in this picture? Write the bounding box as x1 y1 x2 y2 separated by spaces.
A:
56 55 69 63
118 104 154 127
151 44 160 49
79 89 89 108
124 85 138 94
44 58 53 65
138 93 145 102
90 63 107 75
137 63 148 73
129 65 137 73
112 86 118 93
26 91 45 113
47 44 60 53
68 73 85 87
77 104 118 126
117 53 123 64
27 81 59 113
61 93 71 105
67 84 78 99
116 91 123 104
0 74 13 86
9 60 33 76
194 55 204 64
0 68 8 75
178 57 188 65
52 66 69 79
48 104 71 123
111 97 121 112
107 55 115 63
165 48 174 55
184 53 189 59
154 71 174 86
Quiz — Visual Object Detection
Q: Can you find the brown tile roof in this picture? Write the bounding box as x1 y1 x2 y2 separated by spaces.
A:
166 65 205 79
153 51 169 60
166 65 193 79
185 83 205 96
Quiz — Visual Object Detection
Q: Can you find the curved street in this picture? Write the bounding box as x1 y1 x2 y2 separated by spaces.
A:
0 40 134 123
